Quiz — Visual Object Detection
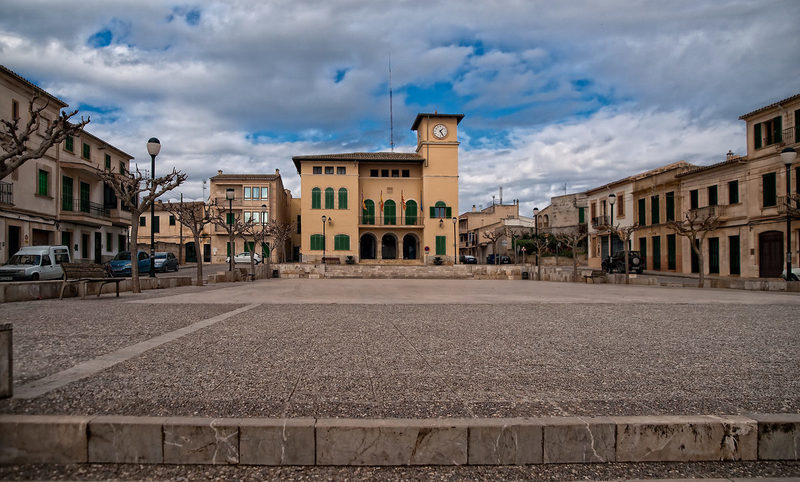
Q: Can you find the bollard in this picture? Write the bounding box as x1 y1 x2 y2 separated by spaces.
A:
0 323 12 398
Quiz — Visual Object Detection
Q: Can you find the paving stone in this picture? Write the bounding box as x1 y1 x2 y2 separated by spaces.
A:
0 414 90 463
0 324 11 398
316 419 468 465
615 415 757 462
468 418 543 465
88 415 164 463
163 417 239 464
751 413 800 460
237 418 315 465
542 416 615 463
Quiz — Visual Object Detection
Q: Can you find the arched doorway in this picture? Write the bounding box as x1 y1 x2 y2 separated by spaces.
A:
360 233 377 259
382 234 397 259
759 231 783 278
185 242 197 262
403 234 418 260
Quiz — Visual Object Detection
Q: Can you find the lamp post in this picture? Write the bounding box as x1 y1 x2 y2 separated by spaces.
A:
452 217 458 264
321 215 328 264
780 147 797 281
608 193 616 260
146 138 160 278
226 188 234 272
533 207 539 274
261 203 267 262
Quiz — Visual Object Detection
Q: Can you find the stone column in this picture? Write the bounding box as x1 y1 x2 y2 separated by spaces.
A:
0 323 11 398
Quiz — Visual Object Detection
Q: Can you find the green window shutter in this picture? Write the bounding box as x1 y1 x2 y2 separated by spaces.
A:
82 142 90 159
729 235 740 275
651 195 659 224
754 122 762 149
639 238 647 268
226 212 234 224
762 172 777 207
708 185 717 206
637 198 646 226
106 233 112 250
384 200 396 225
363 200 375 224
690 190 699 209
405 200 418 225
430 206 436 218
37 169 48 196
65 135 74 152
153 216 160 233
667 234 676 270
652 236 661 270
62 175 73 210
261 243 269 258
338 188 347 209
708 237 720 274
436 235 446 255
311 188 321 209
139 216 146 226
665 192 674 222
325 188 334 209
334 234 350 250
104 154 111 169
227 242 231 256
578 207 585 224
61 231 71 247
773 116 782 143
169 215 175 226
796 110 800 142
728 180 739 204
445 206 452 218
310 234 324 250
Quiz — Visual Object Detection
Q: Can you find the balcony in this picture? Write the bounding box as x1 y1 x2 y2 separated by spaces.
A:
0 181 12 205
783 126 798 145
359 214 425 227
591 215 610 228
60 196 111 225
778 195 800 216
688 204 726 219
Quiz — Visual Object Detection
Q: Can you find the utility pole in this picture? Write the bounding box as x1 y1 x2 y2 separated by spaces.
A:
179 192 184 265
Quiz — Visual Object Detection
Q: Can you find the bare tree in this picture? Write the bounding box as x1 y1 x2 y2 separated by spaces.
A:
269 221 295 263
97 166 187 293
163 201 211 286
667 209 721 287
1 93 90 179
209 200 249 276
596 223 639 284
530 231 550 280
482 229 503 264
242 220 275 279
554 228 589 282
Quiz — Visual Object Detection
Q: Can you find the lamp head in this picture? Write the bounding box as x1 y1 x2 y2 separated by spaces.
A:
225 188 234 200
780 147 797 166
321 215 327 223
608 193 616 205
439 218 444 227
533 207 539 216
452 216 457 223
146 138 161 157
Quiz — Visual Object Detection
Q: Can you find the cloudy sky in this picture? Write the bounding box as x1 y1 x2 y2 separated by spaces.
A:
2 0 798 214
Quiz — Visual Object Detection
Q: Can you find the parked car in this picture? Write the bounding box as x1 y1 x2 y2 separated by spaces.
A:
226 252 263 264
107 251 151 277
781 267 800 281
153 252 179 272
0 245 70 281
486 254 511 264
460 255 478 264
602 250 645 274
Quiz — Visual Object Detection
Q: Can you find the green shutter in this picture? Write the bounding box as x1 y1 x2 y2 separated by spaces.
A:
651 195 659 224
311 188 321 209
665 192 674 221
637 198 646 226
708 237 719 274
763 172 777 207
652 236 661 270
690 190 699 209
37 169 48 196
754 122 762 149
773 116 782 143
729 235 740 275
728 180 739 204
227 242 232 256
82 142 90 159
62 176 73 210
338 188 347 209
65 135 73 152
325 188 334 209
405 200 418 225
578 207 585 224
106 233 112 250
227 212 234 224
667 234 676 270
708 185 717 206
435 235 446 255
445 206 452 218
384 200 396 225
430 206 436 218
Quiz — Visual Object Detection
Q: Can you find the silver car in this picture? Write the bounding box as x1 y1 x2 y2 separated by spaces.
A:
0 245 70 281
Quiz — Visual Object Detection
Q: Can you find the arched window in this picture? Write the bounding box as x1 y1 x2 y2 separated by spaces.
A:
431 201 450 218
311 188 321 209
310 234 324 250
338 188 348 209
384 200 396 225
334 234 350 250
404 200 418 225
325 188 335 209
363 199 375 225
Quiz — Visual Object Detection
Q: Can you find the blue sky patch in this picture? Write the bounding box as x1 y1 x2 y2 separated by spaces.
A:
88 29 112 48
167 6 201 25
334 68 348 83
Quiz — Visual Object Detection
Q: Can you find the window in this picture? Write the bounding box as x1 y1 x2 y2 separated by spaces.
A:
370 169 378 177
436 235 447 255
106 233 112 251
252 187 260 200
118 234 125 252
430 201 451 219
334 234 350 250
650 195 660 224
708 237 720 274
82 142 91 160
261 187 268 199
226 212 234 225
11 99 19 119
384 200 396 225
244 211 252 223
637 198 646 226
338 187 348 209
62 231 71 250
140 216 146 226
65 135 74 152
227 241 234 256
391 169 399 177
37 169 48 196
252 212 260 224
152 216 160 233
244 187 251 199
313 166 322 174
405 200 418 225
707 185 718 206
325 187 335 209
729 235 740 275
363 199 375 224
79 182 90 212
311 187 321 209
119 161 125 175
62 175 73 210
590 201 596 220
728 180 739 204
337 166 346 175
652 236 661 271
762 172 777 207
104 154 111 170
639 238 647 269
665 192 675 222
325 166 334 175
381 169 389 177
169 215 176 226
667 234 676 270
578 207 585 224
297 215 301 233
616 192 625 217
402 169 410 177
754 116 782 149
690 189 699 210
310 234 324 250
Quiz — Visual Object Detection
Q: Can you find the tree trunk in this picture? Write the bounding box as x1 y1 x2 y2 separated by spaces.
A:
572 248 578 282
624 239 630 284
696 242 705 288
266 242 272 279
249 251 256 282
193 231 203 286
129 218 141 294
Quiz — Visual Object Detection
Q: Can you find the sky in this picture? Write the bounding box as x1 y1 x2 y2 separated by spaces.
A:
2 0 799 215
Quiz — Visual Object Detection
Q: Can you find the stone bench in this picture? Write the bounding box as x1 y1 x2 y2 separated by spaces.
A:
59 263 125 300
583 269 606 283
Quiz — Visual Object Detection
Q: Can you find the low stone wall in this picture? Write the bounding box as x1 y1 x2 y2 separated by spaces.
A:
0 414 796 465
0 276 193 303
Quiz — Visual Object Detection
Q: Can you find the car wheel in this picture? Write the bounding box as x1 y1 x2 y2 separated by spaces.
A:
790 273 799 282
32 273 39 281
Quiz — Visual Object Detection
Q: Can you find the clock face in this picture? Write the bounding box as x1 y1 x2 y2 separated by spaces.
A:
433 124 448 139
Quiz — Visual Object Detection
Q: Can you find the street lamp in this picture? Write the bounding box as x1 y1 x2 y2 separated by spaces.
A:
321 215 331 264
226 188 235 272
146 138 160 278
533 206 539 269
452 217 458 264
608 192 616 259
780 147 797 281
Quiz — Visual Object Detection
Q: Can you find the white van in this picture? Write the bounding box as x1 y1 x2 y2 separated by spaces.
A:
0 245 71 281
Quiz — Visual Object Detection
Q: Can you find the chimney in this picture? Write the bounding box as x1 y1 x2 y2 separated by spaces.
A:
726 150 734 160
472 204 477 212
217 169 223 175
275 168 280 175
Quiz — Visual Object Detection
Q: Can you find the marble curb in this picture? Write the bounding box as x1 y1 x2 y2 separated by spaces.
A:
0 414 797 466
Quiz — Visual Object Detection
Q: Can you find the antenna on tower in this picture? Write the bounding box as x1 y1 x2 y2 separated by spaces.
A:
389 55 395 152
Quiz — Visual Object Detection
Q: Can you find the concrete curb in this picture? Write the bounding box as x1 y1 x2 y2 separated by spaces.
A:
0 276 194 303
0 414 797 466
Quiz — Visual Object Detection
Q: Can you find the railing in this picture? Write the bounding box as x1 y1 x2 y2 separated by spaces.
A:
591 215 609 228
783 126 797 144
0 181 12 205
359 214 425 226
62 197 109 218
778 195 800 215
688 204 726 218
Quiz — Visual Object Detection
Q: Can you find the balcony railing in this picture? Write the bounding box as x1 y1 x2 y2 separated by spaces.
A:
783 126 798 145
0 181 12 205
778 195 800 215
62 197 109 218
688 204 726 219
359 214 425 226
591 215 610 228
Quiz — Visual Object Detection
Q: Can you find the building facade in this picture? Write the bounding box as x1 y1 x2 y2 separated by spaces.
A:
136 200 211 263
293 113 462 264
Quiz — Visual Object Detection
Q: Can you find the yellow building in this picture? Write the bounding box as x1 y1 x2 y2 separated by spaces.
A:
136 200 211 263
293 113 462 264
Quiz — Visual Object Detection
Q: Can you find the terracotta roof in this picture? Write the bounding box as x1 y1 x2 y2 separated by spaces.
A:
585 161 695 194
292 152 424 173
0 64 67 108
210 173 280 181
739 93 800 120
411 113 465 131
676 156 747 178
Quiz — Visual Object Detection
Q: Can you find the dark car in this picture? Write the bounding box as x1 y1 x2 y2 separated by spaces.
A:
487 254 511 264
602 250 645 274
108 251 151 277
153 252 179 272
460 255 478 264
